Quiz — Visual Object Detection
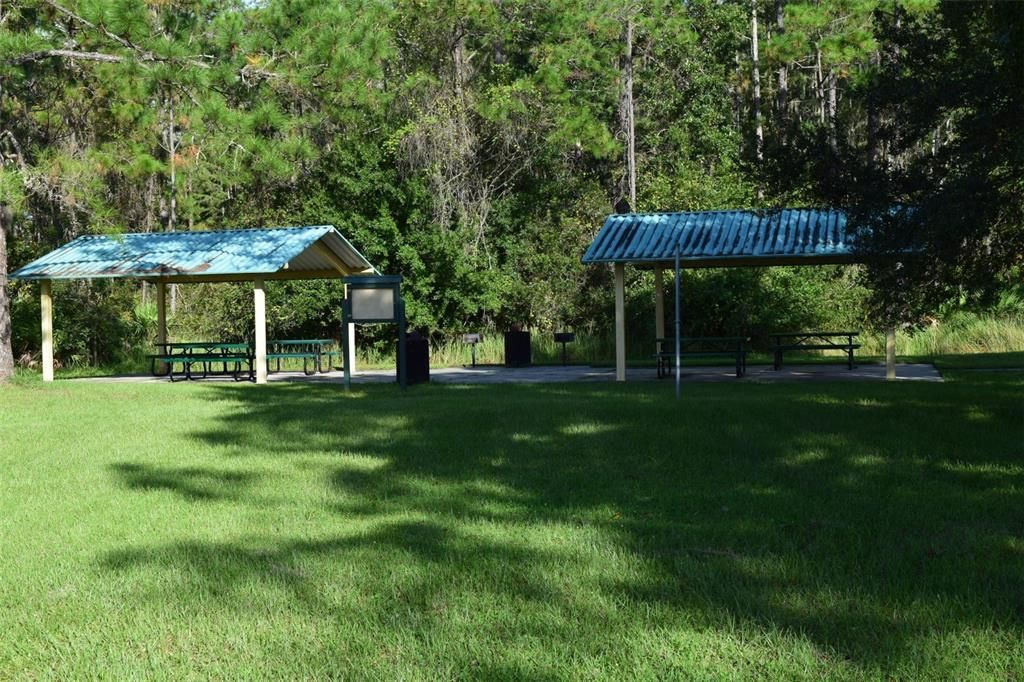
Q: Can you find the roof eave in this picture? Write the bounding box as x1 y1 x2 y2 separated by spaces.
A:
581 253 859 268
8 225 382 281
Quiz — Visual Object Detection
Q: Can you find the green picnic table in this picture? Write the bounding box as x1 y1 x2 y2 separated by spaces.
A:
267 339 338 375
655 336 750 378
770 331 861 370
149 342 254 381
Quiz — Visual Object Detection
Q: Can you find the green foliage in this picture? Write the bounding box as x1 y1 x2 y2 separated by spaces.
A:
838 3 1024 323
678 266 871 343
1 0 1020 371
172 283 254 343
9 280 152 367
862 313 1024 358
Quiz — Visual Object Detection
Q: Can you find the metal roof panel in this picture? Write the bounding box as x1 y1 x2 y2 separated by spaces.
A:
582 208 859 266
11 226 378 280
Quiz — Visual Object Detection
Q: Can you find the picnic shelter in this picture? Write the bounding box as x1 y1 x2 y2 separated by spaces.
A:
582 208 898 381
10 225 379 383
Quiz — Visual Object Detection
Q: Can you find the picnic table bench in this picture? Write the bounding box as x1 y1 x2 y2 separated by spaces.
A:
150 339 341 380
655 336 750 378
148 342 254 382
271 339 339 374
770 331 861 370
266 339 337 375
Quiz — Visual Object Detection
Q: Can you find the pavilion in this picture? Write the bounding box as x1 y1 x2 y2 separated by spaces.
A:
582 208 897 381
9 225 379 384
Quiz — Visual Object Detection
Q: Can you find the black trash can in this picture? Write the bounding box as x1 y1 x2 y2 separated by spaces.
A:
504 330 532 367
400 332 430 384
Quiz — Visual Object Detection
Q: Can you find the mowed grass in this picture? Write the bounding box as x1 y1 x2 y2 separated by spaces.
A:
1 372 1022 679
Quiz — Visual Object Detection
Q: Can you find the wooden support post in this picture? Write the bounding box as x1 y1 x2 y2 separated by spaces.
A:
343 283 356 376
156 280 167 374
886 326 896 380
614 263 626 382
345 321 356 376
654 267 665 352
40 279 53 382
254 278 267 384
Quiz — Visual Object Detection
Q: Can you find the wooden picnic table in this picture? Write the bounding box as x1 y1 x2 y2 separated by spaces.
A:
655 336 750 378
769 331 861 370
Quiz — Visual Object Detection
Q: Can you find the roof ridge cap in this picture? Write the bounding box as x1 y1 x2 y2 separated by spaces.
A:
80 225 332 238
609 206 842 219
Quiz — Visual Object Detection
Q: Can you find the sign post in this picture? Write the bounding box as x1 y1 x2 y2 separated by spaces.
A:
463 333 483 367
553 332 576 365
342 275 407 390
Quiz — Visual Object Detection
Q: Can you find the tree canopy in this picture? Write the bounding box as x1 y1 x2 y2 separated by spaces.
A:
1 0 1021 378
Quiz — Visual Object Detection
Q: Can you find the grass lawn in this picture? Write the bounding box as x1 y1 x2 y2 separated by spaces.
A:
1 370 1022 679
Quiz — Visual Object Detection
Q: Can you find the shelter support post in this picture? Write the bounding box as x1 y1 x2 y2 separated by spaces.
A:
342 283 356 377
341 298 352 390
674 248 681 400
342 284 353 386
654 267 665 352
40 279 53 382
614 263 626 382
254 278 267 384
345 322 356 376
156 280 167 373
886 327 896 380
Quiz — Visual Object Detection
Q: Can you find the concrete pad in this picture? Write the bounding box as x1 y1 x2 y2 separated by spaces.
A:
272 362 943 384
742 363 942 382
69 363 942 385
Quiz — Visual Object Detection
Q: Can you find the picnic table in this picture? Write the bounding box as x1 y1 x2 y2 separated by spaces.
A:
267 339 337 375
149 339 340 381
149 342 253 382
655 336 750 378
769 331 861 370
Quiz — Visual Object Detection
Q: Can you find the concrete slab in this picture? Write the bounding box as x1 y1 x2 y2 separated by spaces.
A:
69 363 943 385
335 363 942 384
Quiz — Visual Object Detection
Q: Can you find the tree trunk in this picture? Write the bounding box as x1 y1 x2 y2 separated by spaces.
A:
618 16 636 211
751 0 764 200
493 0 506 65
815 46 825 124
775 0 787 120
826 68 838 155
866 50 881 169
452 23 468 105
0 204 13 382
732 51 743 138
165 94 178 314
869 8 903 172
187 148 194 231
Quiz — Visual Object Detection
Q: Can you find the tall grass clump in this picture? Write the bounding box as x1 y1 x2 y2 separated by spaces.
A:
357 333 614 368
860 313 1024 356
352 314 1024 370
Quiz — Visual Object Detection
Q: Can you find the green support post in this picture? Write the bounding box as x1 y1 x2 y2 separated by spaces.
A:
397 298 407 391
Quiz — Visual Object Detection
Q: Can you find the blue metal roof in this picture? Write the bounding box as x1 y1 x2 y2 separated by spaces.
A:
582 209 857 266
10 226 378 281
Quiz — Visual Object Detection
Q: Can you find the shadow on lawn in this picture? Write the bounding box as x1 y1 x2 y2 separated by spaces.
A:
110 462 261 501
101 375 1024 672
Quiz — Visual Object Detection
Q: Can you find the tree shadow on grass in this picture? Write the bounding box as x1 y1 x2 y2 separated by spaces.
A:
102 518 570 611
110 462 262 502
101 376 1024 674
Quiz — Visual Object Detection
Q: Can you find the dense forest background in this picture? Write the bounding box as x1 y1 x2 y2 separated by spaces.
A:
0 0 1021 372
